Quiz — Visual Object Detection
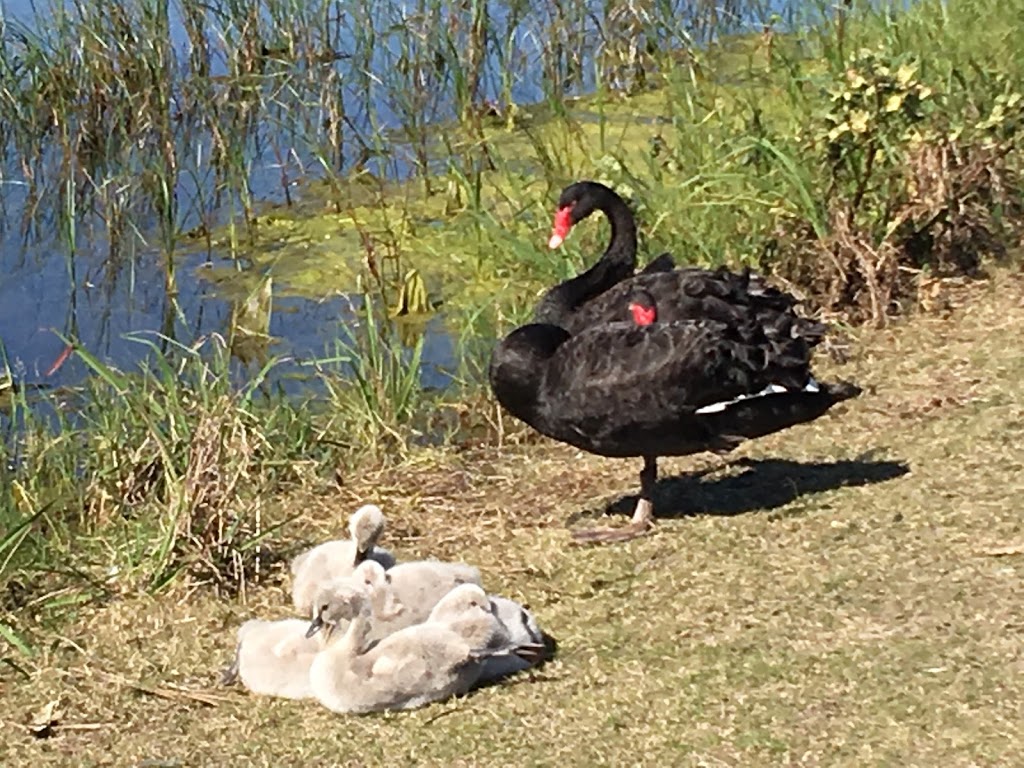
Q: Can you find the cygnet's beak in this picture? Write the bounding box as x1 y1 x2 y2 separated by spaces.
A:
305 615 325 639
513 642 547 663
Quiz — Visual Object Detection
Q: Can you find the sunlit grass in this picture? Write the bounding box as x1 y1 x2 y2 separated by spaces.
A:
3 269 1024 766
319 295 427 458
0 8 1022 767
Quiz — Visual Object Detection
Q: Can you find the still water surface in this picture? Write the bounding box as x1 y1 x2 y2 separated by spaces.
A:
0 0 779 397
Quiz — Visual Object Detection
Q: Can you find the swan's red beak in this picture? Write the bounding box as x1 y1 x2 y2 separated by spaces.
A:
629 302 657 326
548 206 573 249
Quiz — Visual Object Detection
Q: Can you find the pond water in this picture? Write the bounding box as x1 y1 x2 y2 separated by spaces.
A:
0 0 790 401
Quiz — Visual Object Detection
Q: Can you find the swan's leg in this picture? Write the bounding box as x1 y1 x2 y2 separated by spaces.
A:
571 456 658 544
631 456 658 528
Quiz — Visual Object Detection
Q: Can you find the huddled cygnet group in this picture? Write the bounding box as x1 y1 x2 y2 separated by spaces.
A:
224 503 549 714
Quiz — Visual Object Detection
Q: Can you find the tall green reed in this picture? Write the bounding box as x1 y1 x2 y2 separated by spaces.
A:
317 295 426 459
0 331 333 610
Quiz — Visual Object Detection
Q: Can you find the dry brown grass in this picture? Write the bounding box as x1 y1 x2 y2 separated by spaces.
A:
774 136 1022 328
3 270 1024 767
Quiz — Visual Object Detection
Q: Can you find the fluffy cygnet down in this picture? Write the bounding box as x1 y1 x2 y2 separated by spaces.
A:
290 503 396 615
478 595 547 682
426 589 547 685
306 583 538 714
225 618 323 699
347 559 483 642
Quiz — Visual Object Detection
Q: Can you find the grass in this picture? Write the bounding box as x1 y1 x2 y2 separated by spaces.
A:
2 2 1024 760
2 268 1023 765
1 0 1022 599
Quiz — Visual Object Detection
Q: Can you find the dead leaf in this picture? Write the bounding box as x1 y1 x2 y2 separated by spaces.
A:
28 698 61 739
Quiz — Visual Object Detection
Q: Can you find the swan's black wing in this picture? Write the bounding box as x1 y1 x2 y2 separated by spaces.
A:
640 252 675 274
541 318 809 410
563 267 827 346
534 319 813 457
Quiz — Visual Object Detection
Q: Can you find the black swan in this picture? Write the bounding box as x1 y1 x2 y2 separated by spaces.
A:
533 181 676 329
533 181 822 341
488 182 861 543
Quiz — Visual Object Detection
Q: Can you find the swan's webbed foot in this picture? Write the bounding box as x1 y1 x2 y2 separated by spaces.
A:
570 498 655 545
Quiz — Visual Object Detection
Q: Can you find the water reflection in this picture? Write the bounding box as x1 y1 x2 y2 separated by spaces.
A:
0 0 773 403
0 225 455 398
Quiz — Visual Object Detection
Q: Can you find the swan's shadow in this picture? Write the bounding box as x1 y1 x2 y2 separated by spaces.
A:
571 455 910 523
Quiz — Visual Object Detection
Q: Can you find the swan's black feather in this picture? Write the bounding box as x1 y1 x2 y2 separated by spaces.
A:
490 317 857 459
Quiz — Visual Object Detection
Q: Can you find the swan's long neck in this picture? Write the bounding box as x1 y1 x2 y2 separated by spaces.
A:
533 194 638 326
310 609 373 711
325 611 372 662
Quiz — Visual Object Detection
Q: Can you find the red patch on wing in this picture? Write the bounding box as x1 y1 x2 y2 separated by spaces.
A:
629 303 657 326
